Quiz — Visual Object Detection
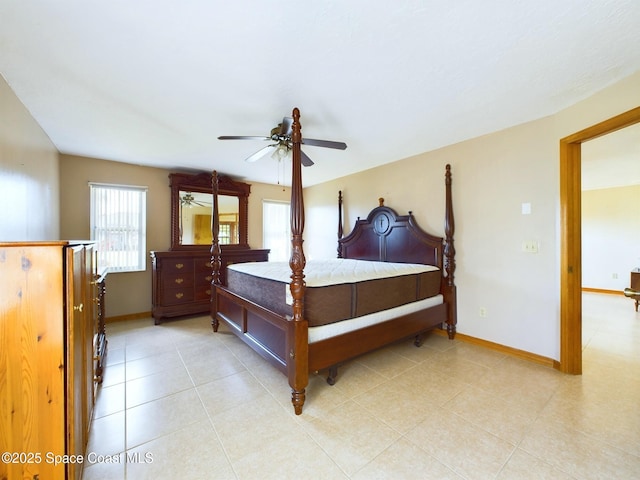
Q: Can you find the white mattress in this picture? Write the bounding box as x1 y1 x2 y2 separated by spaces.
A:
308 294 444 343
227 258 439 287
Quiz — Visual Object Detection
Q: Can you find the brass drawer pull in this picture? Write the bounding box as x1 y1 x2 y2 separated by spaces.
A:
175 293 184 299
206 289 211 295
205 276 212 282
175 263 184 269
175 278 184 284
73 303 84 312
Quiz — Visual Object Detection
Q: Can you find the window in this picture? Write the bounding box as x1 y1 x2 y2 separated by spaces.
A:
89 183 147 272
263 200 290 262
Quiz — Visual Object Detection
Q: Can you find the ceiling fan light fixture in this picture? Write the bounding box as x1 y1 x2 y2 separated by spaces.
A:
271 143 290 161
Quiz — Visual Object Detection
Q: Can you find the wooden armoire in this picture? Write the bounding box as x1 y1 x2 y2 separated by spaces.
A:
0 241 105 480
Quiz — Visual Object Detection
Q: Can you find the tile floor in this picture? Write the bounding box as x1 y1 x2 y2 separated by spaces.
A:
82 293 640 479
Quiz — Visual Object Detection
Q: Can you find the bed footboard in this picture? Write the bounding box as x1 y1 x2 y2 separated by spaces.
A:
214 287 291 372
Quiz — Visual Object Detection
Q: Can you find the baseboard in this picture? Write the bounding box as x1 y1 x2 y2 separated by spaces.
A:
105 311 153 323
433 329 556 368
582 287 623 295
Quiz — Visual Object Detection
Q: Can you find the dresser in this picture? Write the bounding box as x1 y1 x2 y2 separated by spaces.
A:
150 248 269 323
0 241 105 480
94 268 108 385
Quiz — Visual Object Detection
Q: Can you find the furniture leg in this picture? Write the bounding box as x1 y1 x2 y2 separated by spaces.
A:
291 389 306 415
327 365 338 385
447 323 456 339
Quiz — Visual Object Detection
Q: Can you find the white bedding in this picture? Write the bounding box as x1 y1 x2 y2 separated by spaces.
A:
227 258 439 286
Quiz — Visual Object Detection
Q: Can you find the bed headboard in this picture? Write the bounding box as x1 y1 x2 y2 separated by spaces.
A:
338 198 444 269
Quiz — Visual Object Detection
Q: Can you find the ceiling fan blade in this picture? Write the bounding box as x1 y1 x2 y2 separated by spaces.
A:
218 135 270 141
301 138 347 150
300 150 314 167
245 144 276 162
280 117 293 136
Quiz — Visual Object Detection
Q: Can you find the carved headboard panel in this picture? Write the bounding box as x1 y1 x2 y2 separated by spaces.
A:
338 198 444 269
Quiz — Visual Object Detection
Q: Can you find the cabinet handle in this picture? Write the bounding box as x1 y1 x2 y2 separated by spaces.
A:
205 262 213 268
206 289 211 295
175 293 184 299
175 278 184 284
73 303 84 312
205 276 212 282
175 263 184 269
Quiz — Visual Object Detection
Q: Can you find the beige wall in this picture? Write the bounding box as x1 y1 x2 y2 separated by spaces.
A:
582 185 640 290
305 69 640 361
0 75 59 240
59 154 290 317
59 154 171 317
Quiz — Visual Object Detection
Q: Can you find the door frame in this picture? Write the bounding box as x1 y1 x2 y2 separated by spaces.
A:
559 106 640 374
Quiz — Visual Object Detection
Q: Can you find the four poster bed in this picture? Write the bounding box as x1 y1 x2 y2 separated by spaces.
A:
210 108 457 415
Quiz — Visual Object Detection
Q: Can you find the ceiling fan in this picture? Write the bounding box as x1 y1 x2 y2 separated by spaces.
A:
218 116 347 167
181 192 211 208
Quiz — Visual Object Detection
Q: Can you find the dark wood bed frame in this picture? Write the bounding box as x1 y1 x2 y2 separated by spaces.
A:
210 107 457 415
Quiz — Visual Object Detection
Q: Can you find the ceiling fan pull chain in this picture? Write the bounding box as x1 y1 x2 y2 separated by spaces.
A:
277 157 282 185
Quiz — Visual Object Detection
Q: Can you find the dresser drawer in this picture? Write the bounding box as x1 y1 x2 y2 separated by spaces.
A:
195 258 213 272
163 287 195 305
161 273 195 289
162 259 195 274
195 284 212 301
196 272 213 286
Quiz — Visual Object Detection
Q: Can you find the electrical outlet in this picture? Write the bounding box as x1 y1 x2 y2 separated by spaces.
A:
479 307 487 318
521 240 539 253
612 273 618 279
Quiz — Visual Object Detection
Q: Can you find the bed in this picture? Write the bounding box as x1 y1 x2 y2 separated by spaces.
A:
210 107 457 415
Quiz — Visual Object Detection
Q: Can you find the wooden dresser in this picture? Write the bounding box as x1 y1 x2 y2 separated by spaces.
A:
150 248 269 323
0 241 105 480
94 268 108 385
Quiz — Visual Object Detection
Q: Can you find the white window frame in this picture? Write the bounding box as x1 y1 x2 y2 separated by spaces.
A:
263 199 291 262
89 182 147 273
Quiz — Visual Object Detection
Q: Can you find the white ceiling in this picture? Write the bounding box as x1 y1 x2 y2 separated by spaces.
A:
1 1 639 186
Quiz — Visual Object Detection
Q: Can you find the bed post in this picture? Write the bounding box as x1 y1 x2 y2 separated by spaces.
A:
210 170 221 332
444 164 457 338
337 190 343 258
289 107 309 414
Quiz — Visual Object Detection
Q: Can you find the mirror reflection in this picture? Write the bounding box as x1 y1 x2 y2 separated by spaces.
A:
179 191 239 245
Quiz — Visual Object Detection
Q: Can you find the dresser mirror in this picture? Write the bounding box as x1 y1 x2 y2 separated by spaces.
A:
170 172 250 250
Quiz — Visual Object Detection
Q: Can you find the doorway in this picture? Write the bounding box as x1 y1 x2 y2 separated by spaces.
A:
559 106 640 374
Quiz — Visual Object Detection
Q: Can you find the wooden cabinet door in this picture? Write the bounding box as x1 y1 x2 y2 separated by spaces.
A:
0 244 67 480
83 244 96 440
66 245 85 480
